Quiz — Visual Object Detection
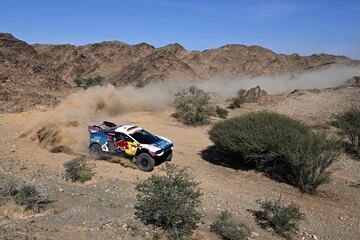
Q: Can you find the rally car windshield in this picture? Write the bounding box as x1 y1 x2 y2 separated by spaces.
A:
130 129 159 144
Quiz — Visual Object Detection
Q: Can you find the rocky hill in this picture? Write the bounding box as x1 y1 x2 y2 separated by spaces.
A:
0 33 358 112
33 40 357 86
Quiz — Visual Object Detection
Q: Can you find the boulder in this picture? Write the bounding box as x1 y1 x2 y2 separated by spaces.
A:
346 76 360 87
244 85 268 104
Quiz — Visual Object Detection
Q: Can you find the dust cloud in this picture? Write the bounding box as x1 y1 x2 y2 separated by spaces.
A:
198 64 360 97
22 64 360 154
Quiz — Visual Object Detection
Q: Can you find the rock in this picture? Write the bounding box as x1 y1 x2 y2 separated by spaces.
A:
27 219 35 224
312 235 318 240
345 76 360 87
251 231 260 237
244 86 268 104
0 74 8 82
58 188 64 192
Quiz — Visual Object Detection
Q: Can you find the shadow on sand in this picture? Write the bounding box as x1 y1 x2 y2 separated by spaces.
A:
93 154 168 170
342 142 360 160
200 146 255 171
200 146 292 187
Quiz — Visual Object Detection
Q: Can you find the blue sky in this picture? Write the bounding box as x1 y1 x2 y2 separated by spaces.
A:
1 0 359 59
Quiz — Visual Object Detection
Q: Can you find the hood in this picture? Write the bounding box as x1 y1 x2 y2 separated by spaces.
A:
140 136 172 152
153 137 172 150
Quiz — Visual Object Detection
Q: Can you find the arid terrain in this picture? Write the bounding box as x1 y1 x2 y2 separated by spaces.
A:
1 83 360 240
1 33 360 240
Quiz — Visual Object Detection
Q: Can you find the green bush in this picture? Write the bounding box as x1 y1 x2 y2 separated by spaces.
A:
134 163 202 240
64 157 94 182
173 86 214 126
210 211 250 240
74 75 104 89
208 111 341 193
215 106 229 119
333 108 360 157
226 89 246 109
15 185 49 212
282 131 341 192
254 198 305 238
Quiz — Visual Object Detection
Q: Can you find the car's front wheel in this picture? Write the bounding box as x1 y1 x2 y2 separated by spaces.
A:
89 143 103 160
136 153 155 172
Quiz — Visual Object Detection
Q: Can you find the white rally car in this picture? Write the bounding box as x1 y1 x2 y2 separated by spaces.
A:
88 121 173 171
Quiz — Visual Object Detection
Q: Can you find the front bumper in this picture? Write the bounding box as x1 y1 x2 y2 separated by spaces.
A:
155 149 173 161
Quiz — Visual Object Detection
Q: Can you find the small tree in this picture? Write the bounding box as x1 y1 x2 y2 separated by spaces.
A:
227 89 246 109
64 157 94 182
173 86 214 126
333 108 360 157
210 211 250 240
254 198 305 238
208 111 341 193
15 185 49 212
134 164 202 239
282 131 341 193
215 106 229 119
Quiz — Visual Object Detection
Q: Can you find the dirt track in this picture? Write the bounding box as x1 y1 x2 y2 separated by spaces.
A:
1 86 360 240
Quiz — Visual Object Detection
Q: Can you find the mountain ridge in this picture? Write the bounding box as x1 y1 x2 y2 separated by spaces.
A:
0 32 359 112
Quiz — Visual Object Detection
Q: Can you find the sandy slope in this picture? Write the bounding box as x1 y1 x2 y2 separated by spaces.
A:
0 86 360 240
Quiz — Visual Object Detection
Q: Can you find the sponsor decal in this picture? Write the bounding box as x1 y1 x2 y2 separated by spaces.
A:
91 136 101 143
155 139 171 149
101 143 109 152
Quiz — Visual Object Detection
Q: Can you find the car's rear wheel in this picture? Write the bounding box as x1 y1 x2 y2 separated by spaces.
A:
136 153 155 172
89 144 103 160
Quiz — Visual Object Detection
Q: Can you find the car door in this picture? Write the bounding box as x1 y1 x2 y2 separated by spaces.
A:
115 133 138 156
115 133 128 151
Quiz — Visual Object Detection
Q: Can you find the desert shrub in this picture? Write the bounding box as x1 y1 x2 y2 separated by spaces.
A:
64 157 94 182
74 75 104 89
134 163 202 240
215 106 229 119
333 108 360 157
0 179 17 199
173 86 214 126
281 131 341 192
15 185 49 212
226 89 246 109
210 211 250 240
254 198 305 238
208 111 341 193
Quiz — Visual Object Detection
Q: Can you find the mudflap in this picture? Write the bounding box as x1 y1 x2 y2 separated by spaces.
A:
166 152 173 161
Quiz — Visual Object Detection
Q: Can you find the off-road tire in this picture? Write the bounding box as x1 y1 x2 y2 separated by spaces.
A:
89 143 103 160
136 153 155 172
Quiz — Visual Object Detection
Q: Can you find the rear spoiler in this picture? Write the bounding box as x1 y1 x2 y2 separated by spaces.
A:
88 121 117 133
103 121 117 127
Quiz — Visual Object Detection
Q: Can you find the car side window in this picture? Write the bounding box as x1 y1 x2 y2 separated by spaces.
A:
116 133 133 142
124 134 134 142
115 133 124 141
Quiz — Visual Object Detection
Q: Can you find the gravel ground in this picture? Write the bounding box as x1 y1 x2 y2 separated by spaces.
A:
1 86 360 240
